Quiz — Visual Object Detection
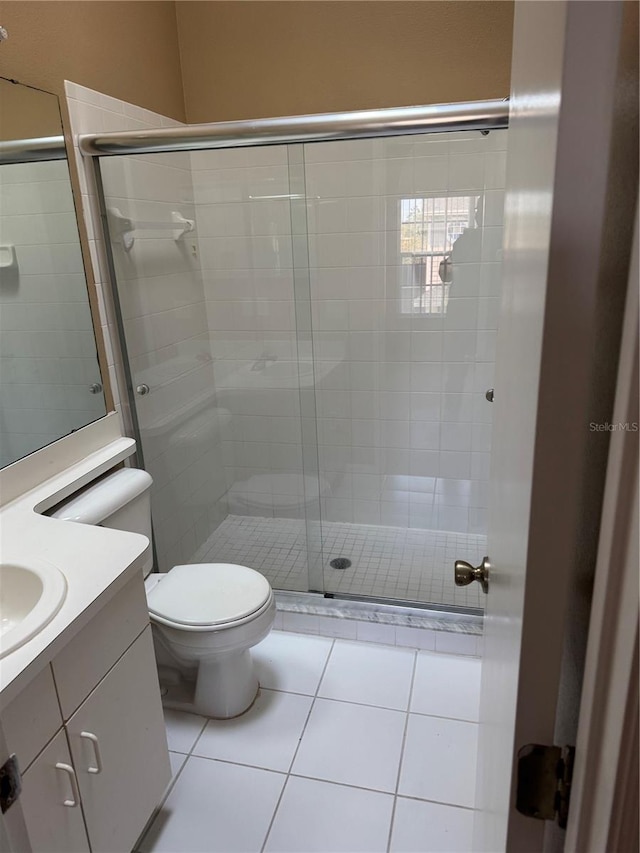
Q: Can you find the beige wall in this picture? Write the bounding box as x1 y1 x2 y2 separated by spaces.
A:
0 78 62 140
0 1 185 121
0 1 513 126
176 1 514 123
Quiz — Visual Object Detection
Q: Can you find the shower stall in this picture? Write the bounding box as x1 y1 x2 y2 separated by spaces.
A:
85 101 508 614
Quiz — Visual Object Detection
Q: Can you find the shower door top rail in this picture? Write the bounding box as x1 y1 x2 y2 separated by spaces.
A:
0 135 66 164
79 99 509 157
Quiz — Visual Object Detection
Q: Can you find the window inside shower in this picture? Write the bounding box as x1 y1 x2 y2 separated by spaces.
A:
97 126 507 614
399 194 477 315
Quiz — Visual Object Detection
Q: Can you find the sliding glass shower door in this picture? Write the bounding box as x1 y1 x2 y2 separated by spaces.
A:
97 119 507 612
99 146 321 589
301 130 507 610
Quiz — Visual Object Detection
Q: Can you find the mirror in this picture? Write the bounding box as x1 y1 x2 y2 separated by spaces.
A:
0 77 107 468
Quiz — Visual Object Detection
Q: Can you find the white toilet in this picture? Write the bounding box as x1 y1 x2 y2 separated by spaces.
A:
51 467 276 718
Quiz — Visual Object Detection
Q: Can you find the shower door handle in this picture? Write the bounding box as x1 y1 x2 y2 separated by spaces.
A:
454 556 490 594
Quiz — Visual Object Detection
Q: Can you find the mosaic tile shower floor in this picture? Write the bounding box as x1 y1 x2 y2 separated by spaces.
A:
194 515 485 610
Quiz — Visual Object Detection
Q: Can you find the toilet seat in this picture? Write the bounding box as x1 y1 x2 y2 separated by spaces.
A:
147 563 272 630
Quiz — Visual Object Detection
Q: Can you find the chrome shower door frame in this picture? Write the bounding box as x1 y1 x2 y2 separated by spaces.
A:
88 100 509 604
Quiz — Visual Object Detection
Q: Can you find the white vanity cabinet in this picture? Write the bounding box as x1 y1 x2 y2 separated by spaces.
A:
66 627 169 853
1 576 170 853
2 658 88 853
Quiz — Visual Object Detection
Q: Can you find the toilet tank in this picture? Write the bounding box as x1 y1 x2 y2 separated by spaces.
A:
50 468 154 576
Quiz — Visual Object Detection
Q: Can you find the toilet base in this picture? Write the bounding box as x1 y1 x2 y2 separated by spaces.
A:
160 678 261 720
159 649 259 719
194 649 259 718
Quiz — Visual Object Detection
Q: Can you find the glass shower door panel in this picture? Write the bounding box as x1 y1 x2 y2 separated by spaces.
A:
303 129 508 609
99 147 318 592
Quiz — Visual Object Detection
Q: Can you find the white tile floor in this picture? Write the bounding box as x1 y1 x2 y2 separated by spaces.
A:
138 631 480 853
195 516 486 610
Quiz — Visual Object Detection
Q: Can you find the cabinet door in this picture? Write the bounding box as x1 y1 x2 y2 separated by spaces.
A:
66 626 171 853
20 729 90 853
53 577 149 720
2 664 62 773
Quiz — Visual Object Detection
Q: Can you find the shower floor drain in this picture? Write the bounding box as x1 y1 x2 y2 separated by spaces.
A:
329 557 352 571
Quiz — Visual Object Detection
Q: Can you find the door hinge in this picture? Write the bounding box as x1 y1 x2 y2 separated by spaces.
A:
516 744 575 829
0 755 22 813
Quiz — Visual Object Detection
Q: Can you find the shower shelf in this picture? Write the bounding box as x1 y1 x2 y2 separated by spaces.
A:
107 207 195 252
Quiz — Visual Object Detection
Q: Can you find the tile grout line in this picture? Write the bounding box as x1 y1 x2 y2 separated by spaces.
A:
137 710 212 847
251 682 470 718
159 748 478 812
136 757 184 852
259 638 336 853
184 713 210 758
386 648 419 853
281 771 478 811
137 718 206 853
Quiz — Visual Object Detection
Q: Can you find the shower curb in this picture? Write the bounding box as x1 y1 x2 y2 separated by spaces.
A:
274 591 483 658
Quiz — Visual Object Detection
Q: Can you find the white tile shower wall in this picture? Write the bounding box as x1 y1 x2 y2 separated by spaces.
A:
190 147 309 520
303 131 507 534
0 159 104 466
64 83 227 570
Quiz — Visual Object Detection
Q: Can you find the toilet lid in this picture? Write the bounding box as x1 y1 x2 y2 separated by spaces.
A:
146 563 271 627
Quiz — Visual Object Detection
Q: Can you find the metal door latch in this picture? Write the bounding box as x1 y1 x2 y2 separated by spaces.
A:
454 556 490 593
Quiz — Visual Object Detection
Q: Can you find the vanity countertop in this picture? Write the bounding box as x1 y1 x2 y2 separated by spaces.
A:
0 436 149 707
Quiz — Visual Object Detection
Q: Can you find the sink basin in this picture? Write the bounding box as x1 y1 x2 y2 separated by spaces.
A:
0 560 67 658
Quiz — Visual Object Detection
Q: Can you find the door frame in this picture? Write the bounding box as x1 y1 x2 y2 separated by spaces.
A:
565 205 639 853
475 1 638 849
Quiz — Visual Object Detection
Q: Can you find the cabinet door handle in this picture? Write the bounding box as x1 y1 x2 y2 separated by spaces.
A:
80 731 103 774
55 763 80 807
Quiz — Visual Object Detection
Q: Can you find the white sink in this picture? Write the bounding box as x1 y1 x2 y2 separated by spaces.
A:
0 560 67 658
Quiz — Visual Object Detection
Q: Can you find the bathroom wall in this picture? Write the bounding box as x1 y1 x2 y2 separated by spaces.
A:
0 159 104 466
176 1 514 122
304 130 507 534
0 80 63 141
189 147 308 520
0 1 185 121
65 84 227 571
0 1 512 126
